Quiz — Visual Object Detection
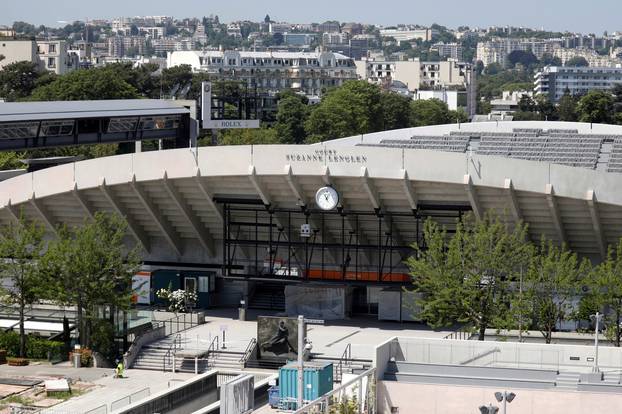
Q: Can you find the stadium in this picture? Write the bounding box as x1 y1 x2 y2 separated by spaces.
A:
0 101 621 319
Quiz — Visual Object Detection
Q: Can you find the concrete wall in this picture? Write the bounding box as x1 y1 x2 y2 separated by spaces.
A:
0 40 37 70
387 337 622 372
377 381 622 414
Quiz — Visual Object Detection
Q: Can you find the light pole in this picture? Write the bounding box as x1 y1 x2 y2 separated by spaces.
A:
494 391 516 414
479 404 498 414
591 312 603 373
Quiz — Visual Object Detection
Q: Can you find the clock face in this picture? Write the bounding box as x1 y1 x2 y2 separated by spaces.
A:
315 186 339 210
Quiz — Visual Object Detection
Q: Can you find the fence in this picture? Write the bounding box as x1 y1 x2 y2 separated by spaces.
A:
158 312 202 336
293 368 376 414
110 388 151 412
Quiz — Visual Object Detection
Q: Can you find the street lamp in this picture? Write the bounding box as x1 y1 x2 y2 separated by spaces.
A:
494 391 516 414
479 404 499 414
590 312 603 373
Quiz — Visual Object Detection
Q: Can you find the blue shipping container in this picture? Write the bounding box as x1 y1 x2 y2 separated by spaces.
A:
279 362 333 404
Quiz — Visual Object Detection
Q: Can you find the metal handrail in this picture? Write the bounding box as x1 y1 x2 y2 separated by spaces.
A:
206 336 220 368
163 333 182 372
239 338 257 364
443 325 473 340
335 343 352 383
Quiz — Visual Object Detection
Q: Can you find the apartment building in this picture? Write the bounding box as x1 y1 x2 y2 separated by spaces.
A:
167 50 357 96
476 38 561 66
430 42 463 61
107 36 147 58
553 47 621 67
379 28 438 43
282 33 317 46
356 58 472 90
535 66 622 102
323 32 349 46
152 38 195 54
0 39 78 75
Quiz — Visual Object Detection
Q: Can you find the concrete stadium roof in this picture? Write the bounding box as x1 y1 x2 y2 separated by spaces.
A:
0 100 189 122
0 122 620 265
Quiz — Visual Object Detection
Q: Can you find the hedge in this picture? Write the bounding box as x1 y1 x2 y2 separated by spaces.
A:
0 332 64 360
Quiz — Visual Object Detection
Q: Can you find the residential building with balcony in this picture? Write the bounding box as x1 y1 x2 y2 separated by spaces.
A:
535 66 622 102
379 28 438 43
0 39 77 75
167 50 357 97
430 42 463 61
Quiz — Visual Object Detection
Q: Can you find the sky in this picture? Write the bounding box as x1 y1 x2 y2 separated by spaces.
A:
4 0 622 34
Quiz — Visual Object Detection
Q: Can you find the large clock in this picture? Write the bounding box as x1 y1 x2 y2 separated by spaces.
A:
315 186 339 211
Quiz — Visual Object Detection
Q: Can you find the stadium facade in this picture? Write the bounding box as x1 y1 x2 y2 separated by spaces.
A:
1 120 621 318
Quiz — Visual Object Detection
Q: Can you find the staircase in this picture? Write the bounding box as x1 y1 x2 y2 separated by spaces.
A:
132 344 174 371
555 371 581 390
206 350 245 370
250 284 286 311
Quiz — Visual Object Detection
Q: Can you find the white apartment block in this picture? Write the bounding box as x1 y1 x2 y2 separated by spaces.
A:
552 47 621 67
476 38 561 66
379 28 438 43
430 42 463 61
535 66 622 102
355 58 472 90
323 32 349 45
152 38 196 54
0 39 78 75
140 26 165 39
167 50 357 96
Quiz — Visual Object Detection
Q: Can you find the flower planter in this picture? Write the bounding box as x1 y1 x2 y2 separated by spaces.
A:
7 357 29 366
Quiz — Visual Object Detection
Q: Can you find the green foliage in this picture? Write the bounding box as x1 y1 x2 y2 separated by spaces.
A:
565 56 590 67
521 240 589 343
305 81 384 141
218 128 280 145
508 50 539 68
30 67 139 101
0 61 50 102
0 152 26 170
275 91 310 144
478 69 532 99
558 91 579 121
410 99 453 127
160 64 193 98
587 240 622 346
41 213 141 348
0 331 63 359
0 215 46 357
380 92 412 130
407 212 531 340
576 90 614 124
89 319 116 361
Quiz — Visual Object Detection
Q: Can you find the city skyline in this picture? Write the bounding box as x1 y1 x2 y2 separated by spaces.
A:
4 0 622 34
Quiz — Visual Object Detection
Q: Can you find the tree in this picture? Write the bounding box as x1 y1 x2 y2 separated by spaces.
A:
588 240 622 346
41 213 141 348
0 214 46 357
160 64 193 98
522 240 587 344
541 53 562 66
558 91 578 121
275 91 310 144
534 94 558 121
576 90 614 124
0 61 46 101
217 128 280 145
30 68 138 101
407 212 531 340
518 95 536 112
410 99 452 127
565 56 589 67
508 50 539 68
305 81 384 141
380 92 412 130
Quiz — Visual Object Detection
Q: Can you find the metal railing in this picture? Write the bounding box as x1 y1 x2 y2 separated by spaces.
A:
335 343 352 383
293 367 376 414
206 336 220 368
159 312 200 336
443 325 474 340
110 387 151 412
239 338 257 366
163 333 182 372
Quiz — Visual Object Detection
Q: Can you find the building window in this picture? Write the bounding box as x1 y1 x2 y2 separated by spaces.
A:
47 58 56 68
49 44 56 53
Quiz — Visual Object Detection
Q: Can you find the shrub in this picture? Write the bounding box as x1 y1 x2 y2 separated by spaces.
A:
69 348 93 367
0 332 64 360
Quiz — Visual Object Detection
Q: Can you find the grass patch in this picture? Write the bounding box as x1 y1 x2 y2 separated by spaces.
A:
48 388 86 401
3 394 34 405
